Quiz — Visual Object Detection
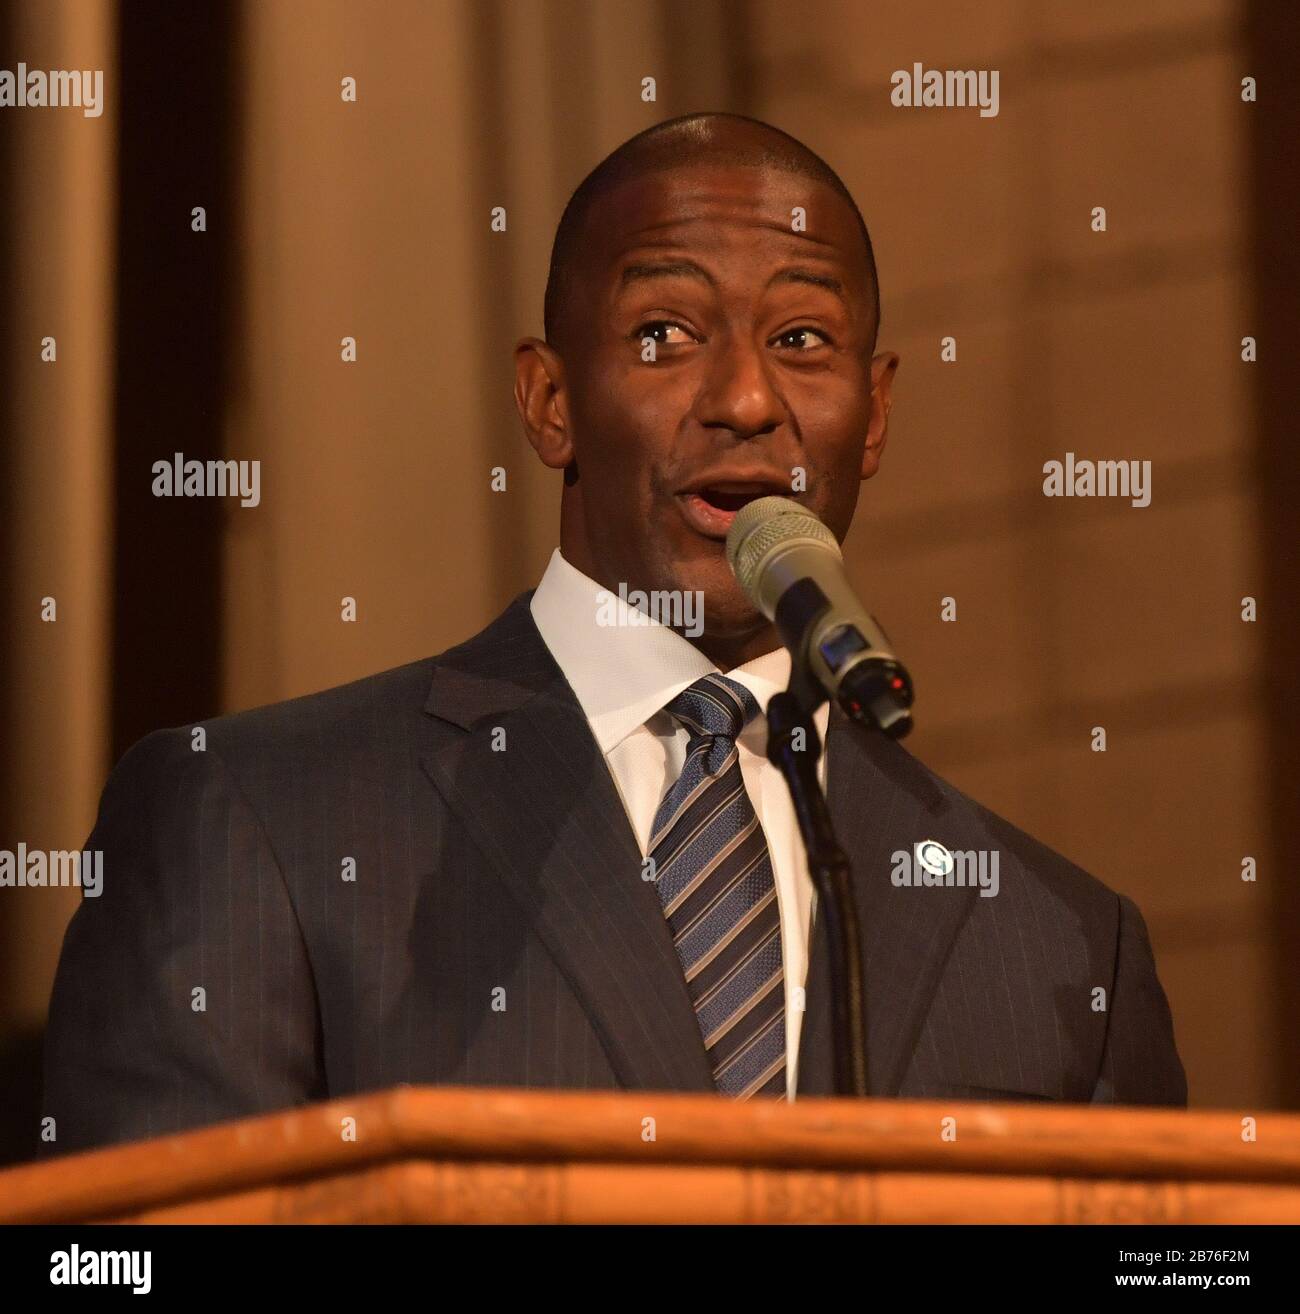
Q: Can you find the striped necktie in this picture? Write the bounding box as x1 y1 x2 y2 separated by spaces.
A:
649 673 786 1099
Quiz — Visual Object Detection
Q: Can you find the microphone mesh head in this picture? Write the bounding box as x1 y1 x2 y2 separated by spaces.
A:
725 496 840 594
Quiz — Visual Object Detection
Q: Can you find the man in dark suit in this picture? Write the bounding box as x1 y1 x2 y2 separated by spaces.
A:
43 112 1185 1154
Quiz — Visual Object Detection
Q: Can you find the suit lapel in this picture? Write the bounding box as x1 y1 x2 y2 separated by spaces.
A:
419 597 714 1093
796 709 979 1097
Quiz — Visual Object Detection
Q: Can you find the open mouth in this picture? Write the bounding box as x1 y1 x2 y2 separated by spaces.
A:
676 480 791 539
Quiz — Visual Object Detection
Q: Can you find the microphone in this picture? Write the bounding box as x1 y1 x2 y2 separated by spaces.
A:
725 496 914 738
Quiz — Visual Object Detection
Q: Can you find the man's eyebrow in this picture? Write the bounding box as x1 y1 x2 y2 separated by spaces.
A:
618 259 714 289
770 267 846 300
616 259 849 303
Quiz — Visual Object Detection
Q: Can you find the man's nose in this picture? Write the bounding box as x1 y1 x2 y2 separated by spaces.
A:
695 334 787 440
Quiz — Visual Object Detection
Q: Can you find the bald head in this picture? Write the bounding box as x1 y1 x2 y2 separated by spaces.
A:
515 110 899 670
543 112 880 353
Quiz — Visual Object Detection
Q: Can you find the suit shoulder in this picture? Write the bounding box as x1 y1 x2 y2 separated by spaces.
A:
112 651 455 787
102 595 540 804
205 656 440 758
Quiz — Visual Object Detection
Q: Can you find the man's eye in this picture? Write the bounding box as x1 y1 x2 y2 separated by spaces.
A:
773 326 831 351
635 321 692 346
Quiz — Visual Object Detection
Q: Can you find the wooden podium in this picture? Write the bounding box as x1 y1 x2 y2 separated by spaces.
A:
3 1086 1298 1224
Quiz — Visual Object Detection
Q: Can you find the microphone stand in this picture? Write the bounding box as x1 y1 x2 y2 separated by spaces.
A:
765 658 869 1098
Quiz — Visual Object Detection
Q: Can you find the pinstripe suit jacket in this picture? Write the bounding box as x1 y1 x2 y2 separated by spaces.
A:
43 593 1186 1153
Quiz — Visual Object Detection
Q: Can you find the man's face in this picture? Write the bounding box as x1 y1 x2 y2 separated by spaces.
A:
521 159 896 653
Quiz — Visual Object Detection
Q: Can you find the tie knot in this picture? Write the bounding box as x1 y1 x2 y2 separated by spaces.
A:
665 674 760 745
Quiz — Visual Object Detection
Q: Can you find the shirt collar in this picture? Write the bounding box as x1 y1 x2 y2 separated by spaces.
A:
529 548 801 754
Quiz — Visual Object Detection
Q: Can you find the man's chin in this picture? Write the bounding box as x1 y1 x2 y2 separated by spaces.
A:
689 577 773 646
639 553 777 662
671 557 750 617
648 535 775 648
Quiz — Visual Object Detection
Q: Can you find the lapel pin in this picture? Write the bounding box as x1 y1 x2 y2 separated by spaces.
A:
915 839 954 878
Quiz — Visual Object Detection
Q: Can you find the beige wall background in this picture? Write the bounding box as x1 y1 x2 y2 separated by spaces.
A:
0 0 116 1053
1 0 1287 1152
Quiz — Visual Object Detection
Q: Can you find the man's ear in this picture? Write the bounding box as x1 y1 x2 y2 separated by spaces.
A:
514 337 573 470
861 349 899 480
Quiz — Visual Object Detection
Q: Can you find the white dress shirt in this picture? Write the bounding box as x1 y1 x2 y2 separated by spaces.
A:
530 547 829 1100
